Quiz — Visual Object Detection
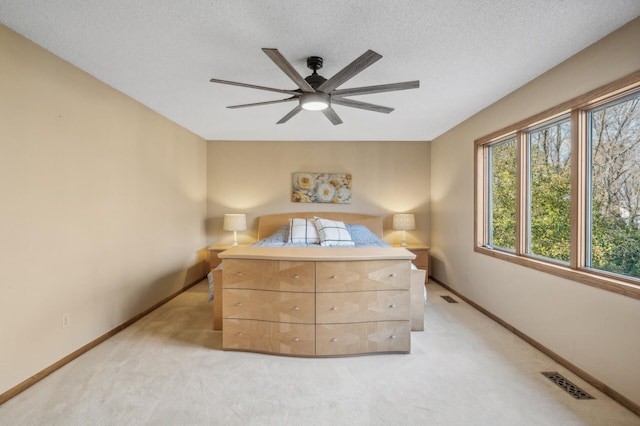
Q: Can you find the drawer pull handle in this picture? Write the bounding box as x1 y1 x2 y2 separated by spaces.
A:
389 273 397 277
330 306 338 311
236 272 243 276
293 337 300 342
293 274 299 279
331 338 338 343
389 304 396 308
236 302 243 306
330 275 338 279
292 306 300 310
236 332 243 336
390 335 396 339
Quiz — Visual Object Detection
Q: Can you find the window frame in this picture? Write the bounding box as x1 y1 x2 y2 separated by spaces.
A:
474 70 640 300
524 114 572 264
486 135 518 252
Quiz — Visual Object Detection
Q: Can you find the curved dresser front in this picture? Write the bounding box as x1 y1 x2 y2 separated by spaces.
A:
218 246 415 357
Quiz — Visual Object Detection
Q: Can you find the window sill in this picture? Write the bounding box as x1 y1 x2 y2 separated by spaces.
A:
474 246 640 300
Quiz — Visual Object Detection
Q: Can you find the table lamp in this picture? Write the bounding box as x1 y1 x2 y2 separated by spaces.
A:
392 213 415 247
223 213 247 246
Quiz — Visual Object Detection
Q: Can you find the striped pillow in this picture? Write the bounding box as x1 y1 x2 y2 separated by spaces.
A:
288 218 320 244
313 216 355 247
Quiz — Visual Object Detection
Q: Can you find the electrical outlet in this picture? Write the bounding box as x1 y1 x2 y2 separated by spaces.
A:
62 313 70 328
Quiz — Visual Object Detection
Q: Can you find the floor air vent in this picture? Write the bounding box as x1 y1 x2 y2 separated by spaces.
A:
441 295 458 303
541 372 595 400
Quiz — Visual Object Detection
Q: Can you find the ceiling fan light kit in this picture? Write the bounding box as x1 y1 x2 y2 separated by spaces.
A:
300 92 330 111
210 48 419 125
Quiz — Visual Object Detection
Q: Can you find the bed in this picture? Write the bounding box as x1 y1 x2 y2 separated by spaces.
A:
211 212 426 357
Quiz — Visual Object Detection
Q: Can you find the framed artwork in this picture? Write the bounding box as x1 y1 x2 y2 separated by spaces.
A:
292 172 352 204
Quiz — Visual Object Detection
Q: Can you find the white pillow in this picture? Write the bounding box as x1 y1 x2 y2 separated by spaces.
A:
288 218 320 244
313 216 355 247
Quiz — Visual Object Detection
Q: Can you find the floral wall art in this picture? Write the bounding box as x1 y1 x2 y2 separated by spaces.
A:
292 172 352 204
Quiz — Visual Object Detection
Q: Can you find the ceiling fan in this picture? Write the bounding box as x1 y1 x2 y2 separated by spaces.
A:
209 48 419 125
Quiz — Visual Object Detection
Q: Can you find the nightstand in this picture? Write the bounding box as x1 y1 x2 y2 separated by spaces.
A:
401 245 430 283
209 244 233 270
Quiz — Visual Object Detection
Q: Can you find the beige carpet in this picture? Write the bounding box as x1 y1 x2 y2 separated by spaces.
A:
1 281 638 426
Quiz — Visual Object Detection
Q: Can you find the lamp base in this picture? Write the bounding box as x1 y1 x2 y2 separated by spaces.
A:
232 230 238 246
401 230 407 247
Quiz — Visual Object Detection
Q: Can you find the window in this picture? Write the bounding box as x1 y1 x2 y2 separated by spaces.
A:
475 72 640 298
527 117 572 262
488 137 517 251
587 94 640 279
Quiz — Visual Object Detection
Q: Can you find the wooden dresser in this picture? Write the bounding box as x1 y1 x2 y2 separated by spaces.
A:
219 247 415 357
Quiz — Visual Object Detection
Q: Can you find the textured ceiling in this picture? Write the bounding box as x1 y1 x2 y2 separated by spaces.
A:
1 1 639 141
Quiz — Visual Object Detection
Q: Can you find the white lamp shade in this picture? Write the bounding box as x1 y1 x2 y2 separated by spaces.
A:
223 214 247 231
392 214 415 231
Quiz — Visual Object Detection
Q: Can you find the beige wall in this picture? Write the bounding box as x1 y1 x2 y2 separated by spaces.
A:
206 140 430 246
431 18 640 405
0 25 208 395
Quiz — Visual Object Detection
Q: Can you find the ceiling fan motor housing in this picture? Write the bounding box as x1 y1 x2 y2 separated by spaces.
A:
305 56 327 90
305 73 327 89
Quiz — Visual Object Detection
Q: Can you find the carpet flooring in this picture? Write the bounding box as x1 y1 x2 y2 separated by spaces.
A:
1 280 638 425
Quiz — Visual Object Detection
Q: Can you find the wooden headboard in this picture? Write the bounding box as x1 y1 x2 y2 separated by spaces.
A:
257 212 383 240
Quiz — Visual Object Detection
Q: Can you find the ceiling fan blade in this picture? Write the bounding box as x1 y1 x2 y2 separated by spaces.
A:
210 78 299 96
277 105 303 124
262 48 315 93
331 97 394 114
227 97 298 109
331 80 420 98
322 107 343 125
316 50 382 93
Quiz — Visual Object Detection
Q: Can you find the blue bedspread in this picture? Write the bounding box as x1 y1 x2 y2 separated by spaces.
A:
252 224 390 247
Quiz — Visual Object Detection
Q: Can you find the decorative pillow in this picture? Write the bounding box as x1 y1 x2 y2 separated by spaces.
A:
313 216 355 247
288 218 321 244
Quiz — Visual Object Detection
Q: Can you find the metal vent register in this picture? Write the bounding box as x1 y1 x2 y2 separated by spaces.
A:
541 372 595 400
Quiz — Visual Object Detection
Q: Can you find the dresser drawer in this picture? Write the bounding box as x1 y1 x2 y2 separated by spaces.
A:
316 290 410 323
223 319 315 355
222 259 315 292
316 321 410 356
223 289 315 324
315 260 410 292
